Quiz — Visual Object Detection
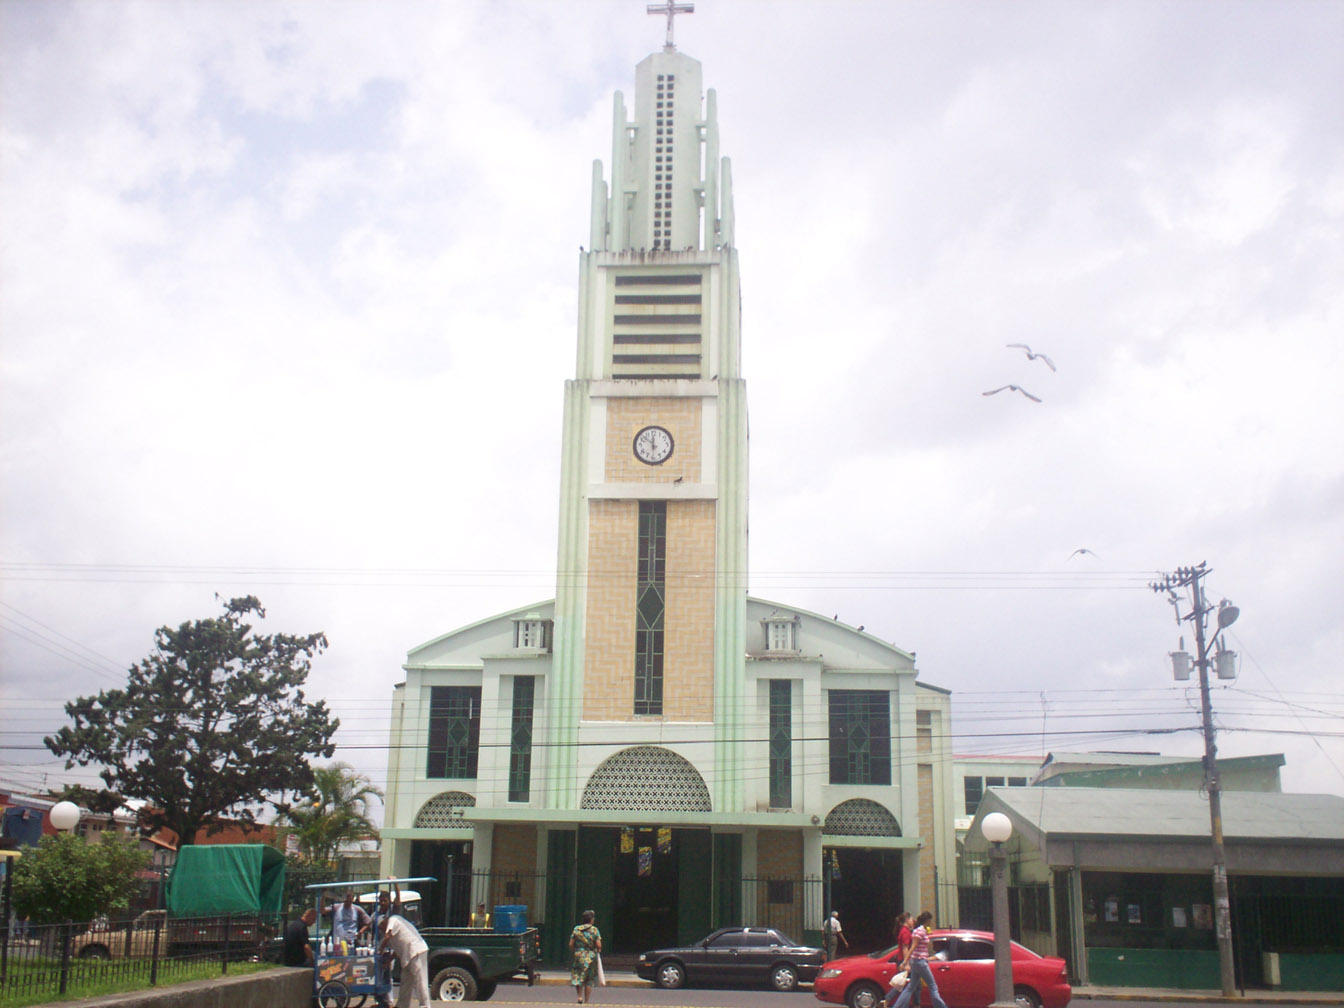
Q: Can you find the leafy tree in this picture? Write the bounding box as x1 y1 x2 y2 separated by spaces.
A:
55 783 124 816
45 596 337 845
277 762 382 866
10 832 150 925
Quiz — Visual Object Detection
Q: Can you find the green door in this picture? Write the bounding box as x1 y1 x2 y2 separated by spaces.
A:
544 830 577 967
577 827 617 951
677 829 712 944
713 833 742 928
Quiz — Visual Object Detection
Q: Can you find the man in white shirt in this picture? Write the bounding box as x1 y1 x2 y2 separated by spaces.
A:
379 913 431 1008
823 910 848 960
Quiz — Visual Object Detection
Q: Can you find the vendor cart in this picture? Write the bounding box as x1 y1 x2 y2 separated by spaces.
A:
306 876 436 1008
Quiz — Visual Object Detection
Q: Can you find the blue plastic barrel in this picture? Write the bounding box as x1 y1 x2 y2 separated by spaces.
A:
493 904 527 933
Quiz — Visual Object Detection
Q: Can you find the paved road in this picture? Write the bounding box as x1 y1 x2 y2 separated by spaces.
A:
469 979 1339 1008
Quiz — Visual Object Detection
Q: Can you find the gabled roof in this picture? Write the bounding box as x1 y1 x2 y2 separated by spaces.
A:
1035 752 1285 787
966 787 1344 849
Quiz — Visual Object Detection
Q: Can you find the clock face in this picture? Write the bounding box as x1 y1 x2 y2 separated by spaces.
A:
633 425 674 465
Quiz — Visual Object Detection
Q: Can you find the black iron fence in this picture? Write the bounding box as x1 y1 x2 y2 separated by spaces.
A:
0 911 278 1003
738 874 823 941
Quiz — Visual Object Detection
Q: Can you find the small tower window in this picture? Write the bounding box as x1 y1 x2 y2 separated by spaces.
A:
763 615 800 653
512 615 553 651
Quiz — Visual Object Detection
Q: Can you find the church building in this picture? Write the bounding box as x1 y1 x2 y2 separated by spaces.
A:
380 17 956 960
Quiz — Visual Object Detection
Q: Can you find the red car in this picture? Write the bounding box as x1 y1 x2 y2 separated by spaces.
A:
813 930 1071 1008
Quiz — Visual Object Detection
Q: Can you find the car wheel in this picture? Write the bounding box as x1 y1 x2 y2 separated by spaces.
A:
78 945 111 960
347 997 368 1008
478 980 497 1001
318 980 350 1008
1014 987 1043 1008
847 980 884 1008
432 965 479 1001
770 963 799 992
656 959 686 989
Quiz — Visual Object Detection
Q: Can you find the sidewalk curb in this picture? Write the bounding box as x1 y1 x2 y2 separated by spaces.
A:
1071 996 1343 1005
520 973 1344 1004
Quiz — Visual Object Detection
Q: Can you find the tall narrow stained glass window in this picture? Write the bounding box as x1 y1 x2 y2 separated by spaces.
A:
427 685 482 779
768 679 792 807
827 689 891 785
508 676 535 802
634 501 667 715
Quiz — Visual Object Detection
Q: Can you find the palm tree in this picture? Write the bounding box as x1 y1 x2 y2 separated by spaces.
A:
278 763 383 866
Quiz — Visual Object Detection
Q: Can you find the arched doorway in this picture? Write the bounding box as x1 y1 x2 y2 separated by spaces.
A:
579 747 713 953
824 799 904 951
410 791 475 926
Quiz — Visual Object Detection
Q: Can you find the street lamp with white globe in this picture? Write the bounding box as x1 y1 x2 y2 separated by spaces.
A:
981 811 1015 1008
49 801 82 834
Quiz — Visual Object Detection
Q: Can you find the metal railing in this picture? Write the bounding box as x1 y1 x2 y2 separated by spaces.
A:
0 911 278 1003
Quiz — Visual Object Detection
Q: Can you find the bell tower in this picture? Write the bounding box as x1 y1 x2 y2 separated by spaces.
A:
547 26 747 813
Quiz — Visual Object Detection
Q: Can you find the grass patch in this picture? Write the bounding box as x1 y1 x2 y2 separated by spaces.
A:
0 959 275 1007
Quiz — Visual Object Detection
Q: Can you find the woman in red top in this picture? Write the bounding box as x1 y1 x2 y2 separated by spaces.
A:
895 912 913 955
891 912 948 1008
881 919 913 1005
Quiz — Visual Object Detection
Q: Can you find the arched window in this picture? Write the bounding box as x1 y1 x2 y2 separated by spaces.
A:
414 791 476 828
581 746 711 811
823 798 901 837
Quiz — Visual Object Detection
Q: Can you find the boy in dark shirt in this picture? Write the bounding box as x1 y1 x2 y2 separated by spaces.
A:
283 908 317 967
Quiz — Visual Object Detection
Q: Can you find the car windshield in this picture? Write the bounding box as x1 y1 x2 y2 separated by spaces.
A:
868 944 900 960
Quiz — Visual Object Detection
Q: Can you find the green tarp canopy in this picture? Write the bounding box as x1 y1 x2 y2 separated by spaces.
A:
166 844 285 918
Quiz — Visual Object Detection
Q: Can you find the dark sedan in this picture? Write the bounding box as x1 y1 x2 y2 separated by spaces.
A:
636 926 826 991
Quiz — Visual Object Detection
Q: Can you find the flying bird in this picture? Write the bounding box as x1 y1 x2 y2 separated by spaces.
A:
1069 548 1099 560
983 385 1042 403
1007 343 1056 371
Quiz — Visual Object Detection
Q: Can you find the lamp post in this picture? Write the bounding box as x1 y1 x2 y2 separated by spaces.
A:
981 811 1015 1008
49 802 81 834
1152 563 1239 997
1 838 21 984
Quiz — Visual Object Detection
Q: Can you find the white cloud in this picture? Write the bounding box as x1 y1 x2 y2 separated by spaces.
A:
2 0 1341 802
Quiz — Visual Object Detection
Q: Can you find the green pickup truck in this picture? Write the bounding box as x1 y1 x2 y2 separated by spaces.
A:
305 878 541 1003
421 925 541 1001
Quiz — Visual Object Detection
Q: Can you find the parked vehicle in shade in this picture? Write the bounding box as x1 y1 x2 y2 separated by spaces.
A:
71 909 272 960
70 845 285 961
71 910 167 959
812 930 1071 1008
422 925 541 1001
636 926 825 992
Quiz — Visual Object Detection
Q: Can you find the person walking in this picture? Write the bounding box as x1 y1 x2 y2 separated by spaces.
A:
569 909 603 1004
890 912 948 1008
379 912 431 1008
885 913 922 1007
823 909 848 960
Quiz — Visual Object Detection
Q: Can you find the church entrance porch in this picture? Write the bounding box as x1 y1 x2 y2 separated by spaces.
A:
578 825 713 954
824 847 906 953
410 839 473 927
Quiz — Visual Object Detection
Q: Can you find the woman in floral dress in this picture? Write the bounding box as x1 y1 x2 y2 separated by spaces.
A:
569 909 603 1004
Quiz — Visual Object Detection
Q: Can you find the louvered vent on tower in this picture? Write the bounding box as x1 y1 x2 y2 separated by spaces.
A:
610 272 703 380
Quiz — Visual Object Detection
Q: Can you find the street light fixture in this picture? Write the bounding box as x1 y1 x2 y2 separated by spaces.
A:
980 811 1015 1008
49 802 81 834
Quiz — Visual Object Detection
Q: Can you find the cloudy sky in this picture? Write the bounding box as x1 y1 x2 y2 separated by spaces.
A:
3 0 1341 817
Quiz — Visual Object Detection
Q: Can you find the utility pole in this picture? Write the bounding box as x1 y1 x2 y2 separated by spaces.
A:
1151 562 1238 996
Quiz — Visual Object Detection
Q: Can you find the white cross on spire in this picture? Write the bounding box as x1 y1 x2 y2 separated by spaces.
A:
647 0 694 50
